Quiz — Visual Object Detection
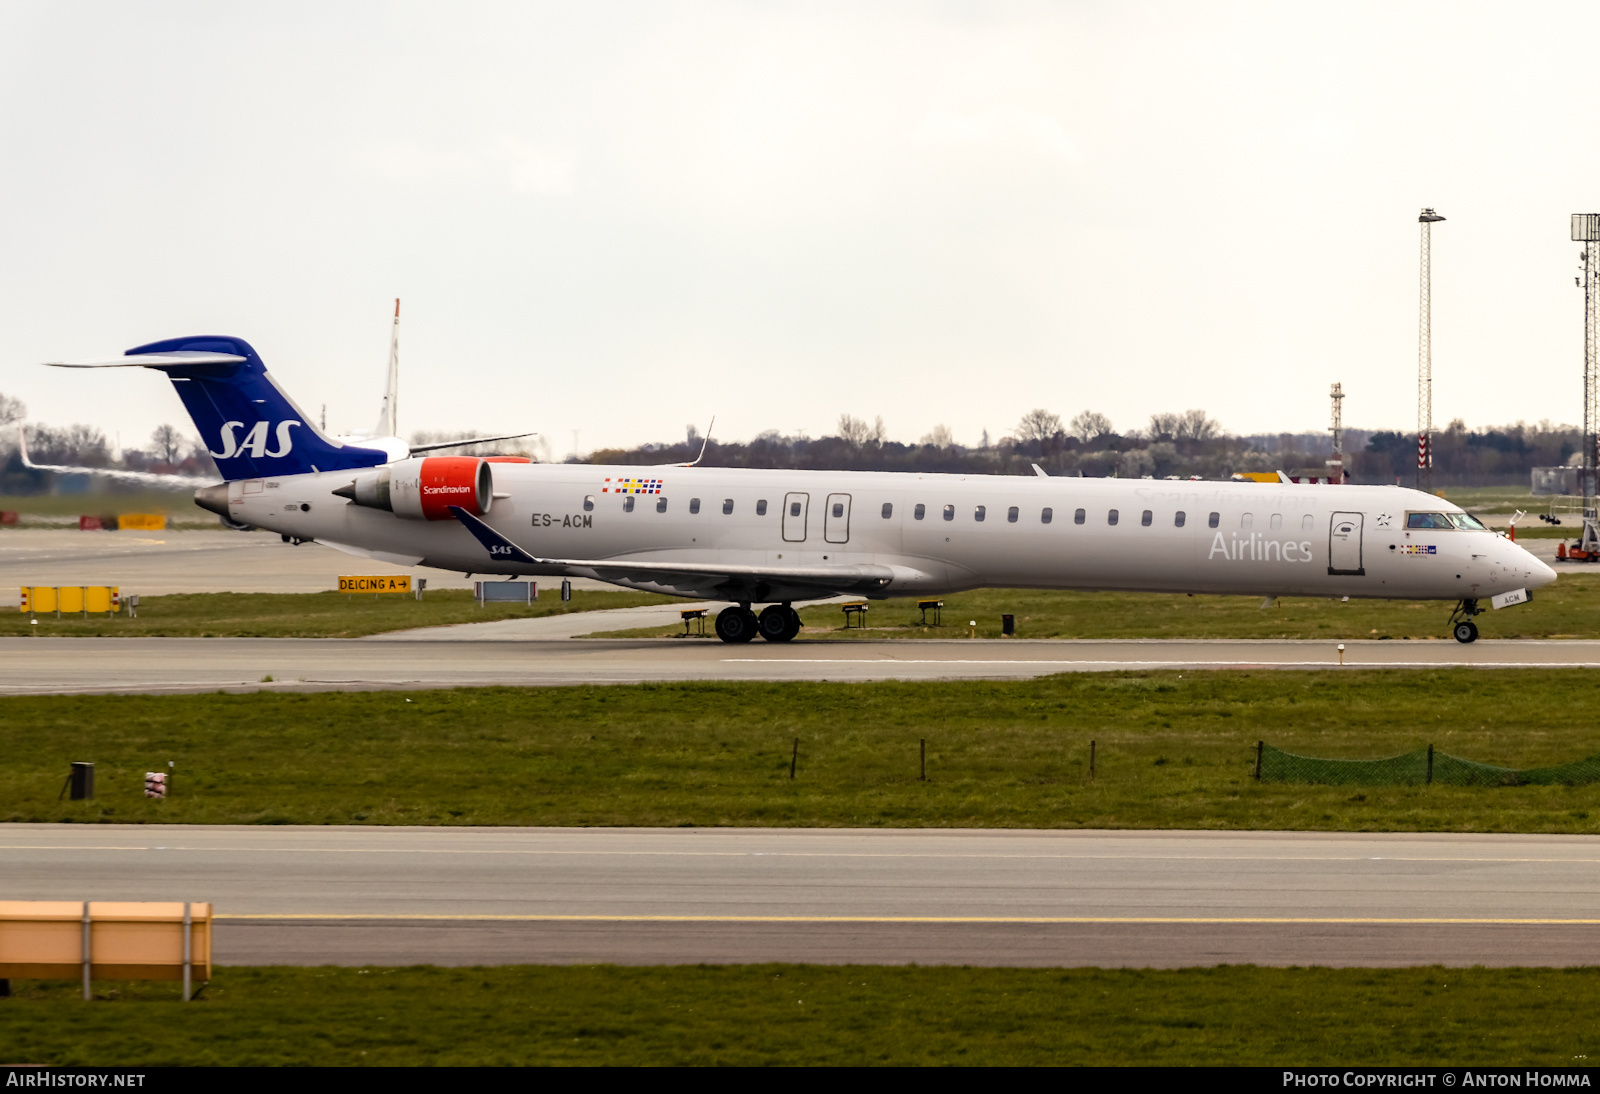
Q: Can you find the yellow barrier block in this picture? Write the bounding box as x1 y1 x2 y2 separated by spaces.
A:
0 901 212 981
339 575 412 593
21 586 121 615
117 513 166 531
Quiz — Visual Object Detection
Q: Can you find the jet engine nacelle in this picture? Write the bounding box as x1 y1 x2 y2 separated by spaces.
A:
333 456 492 521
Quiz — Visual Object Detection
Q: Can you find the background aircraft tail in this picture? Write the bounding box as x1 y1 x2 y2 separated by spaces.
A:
99 336 387 481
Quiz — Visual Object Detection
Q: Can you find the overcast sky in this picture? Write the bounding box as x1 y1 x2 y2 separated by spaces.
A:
2 1 1597 456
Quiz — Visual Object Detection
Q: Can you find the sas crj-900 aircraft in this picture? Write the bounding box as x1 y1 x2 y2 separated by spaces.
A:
48 335 1555 644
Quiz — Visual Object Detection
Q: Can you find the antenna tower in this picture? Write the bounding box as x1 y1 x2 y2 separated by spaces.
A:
1573 215 1600 548
1329 382 1345 483
1417 208 1445 492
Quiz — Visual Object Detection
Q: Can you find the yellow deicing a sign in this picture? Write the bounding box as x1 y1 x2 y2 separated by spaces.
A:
338 575 412 593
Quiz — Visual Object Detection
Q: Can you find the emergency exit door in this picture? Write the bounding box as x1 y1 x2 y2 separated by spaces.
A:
824 493 852 543
1328 512 1365 576
782 492 809 542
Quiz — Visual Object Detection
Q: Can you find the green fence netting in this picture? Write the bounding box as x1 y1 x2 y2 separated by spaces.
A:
1257 743 1600 787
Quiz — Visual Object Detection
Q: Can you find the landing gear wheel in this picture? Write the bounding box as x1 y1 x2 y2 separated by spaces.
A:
1453 620 1479 644
715 606 759 644
757 604 802 642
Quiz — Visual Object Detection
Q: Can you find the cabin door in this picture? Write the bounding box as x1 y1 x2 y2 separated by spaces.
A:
824 493 852 544
1328 512 1365 575
782 492 809 542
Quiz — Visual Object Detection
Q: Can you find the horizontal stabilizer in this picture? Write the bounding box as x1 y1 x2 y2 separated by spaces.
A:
13 424 213 488
45 351 246 369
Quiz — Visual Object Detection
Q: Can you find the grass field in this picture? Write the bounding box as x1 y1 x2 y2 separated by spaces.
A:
8 673 1600 831
4 964 1596 1065
588 571 1600 641
0 588 676 638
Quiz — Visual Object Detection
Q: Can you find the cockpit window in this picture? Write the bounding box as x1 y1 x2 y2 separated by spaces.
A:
1447 512 1488 531
1406 512 1455 530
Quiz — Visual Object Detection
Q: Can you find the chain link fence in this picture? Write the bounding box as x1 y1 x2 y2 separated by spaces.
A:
1256 742 1600 787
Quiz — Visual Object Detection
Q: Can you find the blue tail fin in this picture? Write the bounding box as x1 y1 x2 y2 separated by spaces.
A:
127 336 388 481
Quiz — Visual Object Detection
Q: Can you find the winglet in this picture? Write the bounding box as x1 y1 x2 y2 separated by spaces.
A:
1032 463 1048 477
448 505 541 565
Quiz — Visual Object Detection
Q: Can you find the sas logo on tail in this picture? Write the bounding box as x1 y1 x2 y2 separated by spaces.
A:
210 420 301 460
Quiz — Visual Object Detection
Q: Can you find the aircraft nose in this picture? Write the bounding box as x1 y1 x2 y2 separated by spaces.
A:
1512 541 1557 587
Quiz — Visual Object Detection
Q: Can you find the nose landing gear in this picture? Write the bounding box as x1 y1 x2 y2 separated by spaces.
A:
1448 598 1483 643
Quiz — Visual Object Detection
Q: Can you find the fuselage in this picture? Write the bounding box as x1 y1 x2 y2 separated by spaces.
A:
222 463 1556 604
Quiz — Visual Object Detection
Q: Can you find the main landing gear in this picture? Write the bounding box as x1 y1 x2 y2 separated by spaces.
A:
1448 598 1483 644
715 603 802 644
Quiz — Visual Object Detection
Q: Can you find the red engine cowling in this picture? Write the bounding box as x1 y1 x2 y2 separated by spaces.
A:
335 457 492 521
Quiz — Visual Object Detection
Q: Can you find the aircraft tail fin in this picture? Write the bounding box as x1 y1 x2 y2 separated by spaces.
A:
49 336 387 481
374 298 400 439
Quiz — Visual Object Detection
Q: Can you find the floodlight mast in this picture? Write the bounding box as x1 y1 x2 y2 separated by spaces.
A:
1329 382 1345 483
1417 208 1445 493
1572 214 1600 552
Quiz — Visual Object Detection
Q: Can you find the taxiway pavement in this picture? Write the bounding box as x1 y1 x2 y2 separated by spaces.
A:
2 635 1600 694
5 825 1597 967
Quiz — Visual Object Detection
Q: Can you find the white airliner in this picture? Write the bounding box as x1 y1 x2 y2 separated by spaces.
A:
47 334 1555 644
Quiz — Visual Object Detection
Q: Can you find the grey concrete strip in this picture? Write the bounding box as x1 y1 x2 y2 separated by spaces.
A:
3 637 1600 694
376 595 849 641
216 919 1600 968
4 825 1599 966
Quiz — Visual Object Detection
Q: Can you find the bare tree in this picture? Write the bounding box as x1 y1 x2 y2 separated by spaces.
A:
1069 410 1114 442
1175 408 1221 442
837 414 884 447
150 424 184 465
920 423 955 449
0 391 24 426
1147 412 1181 440
1015 408 1064 444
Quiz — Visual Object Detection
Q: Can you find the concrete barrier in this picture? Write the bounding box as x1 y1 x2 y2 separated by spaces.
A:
0 901 211 999
19 586 120 618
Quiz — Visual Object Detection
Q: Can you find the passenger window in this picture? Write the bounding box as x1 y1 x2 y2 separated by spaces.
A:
1041 507 1053 524
1208 512 1220 528
756 499 768 516
1074 508 1085 525
657 498 668 513
689 498 701 514
1007 506 1019 523
1302 513 1313 531
583 495 595 512
1269 513 1282 530
882 502 893 519
790 501 803 517
974 505 986 522
1241 513 1253 529
915 504 926 520
1141 510 1152 527
1175 511 1186 528
623 496 635 513
832 502 845 518
1108 509 1119 526
943 504 955 521
723 498 734 515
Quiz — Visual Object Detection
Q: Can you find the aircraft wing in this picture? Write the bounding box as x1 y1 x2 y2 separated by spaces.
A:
409 431 537 454
448 506 895 598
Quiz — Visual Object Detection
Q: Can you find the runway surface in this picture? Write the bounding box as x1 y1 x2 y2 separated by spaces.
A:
0 529 611 596
6 825 1599 967
3 635 1600 693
